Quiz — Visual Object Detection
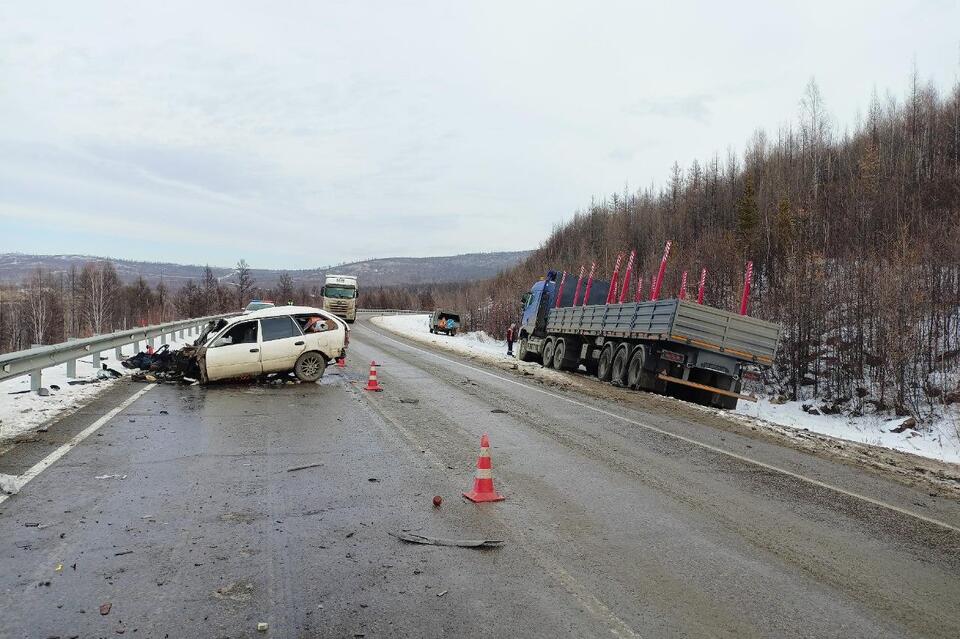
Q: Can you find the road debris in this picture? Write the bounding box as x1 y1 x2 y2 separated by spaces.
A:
437 590 448 597
257 622 269 631
99 602 112 615
389 531 504 548
490 409 508 414
95 474 127 480
0 473 20 495
433 495 442 507
399 398 419 404
286 463 323 473
114 550 133 556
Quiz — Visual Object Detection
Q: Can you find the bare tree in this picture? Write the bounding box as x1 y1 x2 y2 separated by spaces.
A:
80 261 119 335
27 269 47 344
236 259 255 307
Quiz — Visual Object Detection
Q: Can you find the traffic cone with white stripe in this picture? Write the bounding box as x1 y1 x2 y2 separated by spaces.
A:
463 433 505 502
364 361 382 391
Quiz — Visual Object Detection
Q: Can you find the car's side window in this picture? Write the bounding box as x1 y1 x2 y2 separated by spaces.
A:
294 314 336 333
214 322 258 347
260 316 302 342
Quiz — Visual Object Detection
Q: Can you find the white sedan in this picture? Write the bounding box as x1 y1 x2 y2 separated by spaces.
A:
193 306 349 383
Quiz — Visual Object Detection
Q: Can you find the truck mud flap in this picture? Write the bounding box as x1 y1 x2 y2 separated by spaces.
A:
655 373 757 402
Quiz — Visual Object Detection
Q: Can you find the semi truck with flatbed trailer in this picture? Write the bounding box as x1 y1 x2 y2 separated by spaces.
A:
516 270 781 409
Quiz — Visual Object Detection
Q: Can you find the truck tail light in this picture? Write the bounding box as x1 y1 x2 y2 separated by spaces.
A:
742 370 760 382
661 350 684 364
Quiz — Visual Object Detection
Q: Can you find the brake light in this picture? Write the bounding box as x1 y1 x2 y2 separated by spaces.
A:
742 370 760 382
661 350 684 364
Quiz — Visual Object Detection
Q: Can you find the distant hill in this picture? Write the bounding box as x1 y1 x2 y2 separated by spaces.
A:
0 251 531 289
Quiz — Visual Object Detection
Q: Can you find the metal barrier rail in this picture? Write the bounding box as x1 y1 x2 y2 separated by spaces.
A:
0 313 236 390
356 309 423 315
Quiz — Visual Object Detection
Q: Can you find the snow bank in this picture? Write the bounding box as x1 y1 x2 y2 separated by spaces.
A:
371 314 513 361
371 314 960 466
735 398 960 465
0 333 198 443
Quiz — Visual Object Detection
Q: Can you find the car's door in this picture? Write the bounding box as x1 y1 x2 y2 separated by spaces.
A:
204 321 262 381
259 316 306 373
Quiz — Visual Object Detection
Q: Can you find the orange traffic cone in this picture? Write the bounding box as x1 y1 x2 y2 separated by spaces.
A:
463 433 505 502
336 356 346 369
364 361 382 391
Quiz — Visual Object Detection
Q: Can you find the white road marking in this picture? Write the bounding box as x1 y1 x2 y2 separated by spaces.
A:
358 324 960 535
0 384 156 506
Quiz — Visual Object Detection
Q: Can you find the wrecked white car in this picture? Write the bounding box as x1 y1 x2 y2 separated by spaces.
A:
187 306 349 383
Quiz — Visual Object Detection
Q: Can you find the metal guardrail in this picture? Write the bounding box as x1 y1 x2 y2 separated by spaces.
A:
356 309 423 315
0 314 236 390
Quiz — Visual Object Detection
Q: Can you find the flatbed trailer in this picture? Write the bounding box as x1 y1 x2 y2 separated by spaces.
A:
516 271 781 409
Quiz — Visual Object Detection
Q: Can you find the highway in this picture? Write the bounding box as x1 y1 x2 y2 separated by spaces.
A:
1 317 959 638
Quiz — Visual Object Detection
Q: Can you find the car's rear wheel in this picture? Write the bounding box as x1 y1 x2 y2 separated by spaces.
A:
294 351 326 382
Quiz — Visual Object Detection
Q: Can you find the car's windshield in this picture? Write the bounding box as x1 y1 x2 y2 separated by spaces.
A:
324 286 356 299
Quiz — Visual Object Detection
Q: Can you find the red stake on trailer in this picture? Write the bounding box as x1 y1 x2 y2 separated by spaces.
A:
739 261 753 315
678 271 688 300
554 271 567 308
582 262 596 306
618 250 636 304
571 265 585 306
606 253 624 304
650 241 672 301
697 268 707 304
634 275 644 303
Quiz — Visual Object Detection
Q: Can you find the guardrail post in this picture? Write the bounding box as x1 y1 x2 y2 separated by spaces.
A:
133 340 140 353
161 333 168 345
66 337 77 378
91 350 101 370
114 346 123 360
30 368 41 391
149 337 156 350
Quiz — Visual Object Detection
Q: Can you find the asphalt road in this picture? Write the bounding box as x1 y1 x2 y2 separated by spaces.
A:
2 317 960 638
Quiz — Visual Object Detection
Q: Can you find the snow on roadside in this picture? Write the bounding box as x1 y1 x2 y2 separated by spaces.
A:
369 314 576 387
371 314 960 466
735 398 960 465
371 314 511 360
0 333 198 444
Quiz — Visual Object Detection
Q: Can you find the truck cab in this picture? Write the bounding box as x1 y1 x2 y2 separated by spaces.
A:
321 274 358 323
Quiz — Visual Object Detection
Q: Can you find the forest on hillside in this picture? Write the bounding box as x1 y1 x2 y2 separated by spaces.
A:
0 260 320 354
422 75 960 419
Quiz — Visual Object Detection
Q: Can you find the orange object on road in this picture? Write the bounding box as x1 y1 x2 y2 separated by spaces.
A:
463 433 505 502
364 361 382 391
336 357 346 369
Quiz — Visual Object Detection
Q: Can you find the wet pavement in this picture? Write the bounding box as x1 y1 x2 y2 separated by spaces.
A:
1 318 960 638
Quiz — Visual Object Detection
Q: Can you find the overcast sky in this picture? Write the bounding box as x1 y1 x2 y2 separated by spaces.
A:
1 1 957 269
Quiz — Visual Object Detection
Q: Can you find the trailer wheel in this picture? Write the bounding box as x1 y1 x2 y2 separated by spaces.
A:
597 344 615 381
551 339 566 370
541 338 555 369
626 346 650 389
517 337 534 362
611 345 630 387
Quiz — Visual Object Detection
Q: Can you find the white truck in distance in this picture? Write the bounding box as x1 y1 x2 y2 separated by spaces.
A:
322 274 358 323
